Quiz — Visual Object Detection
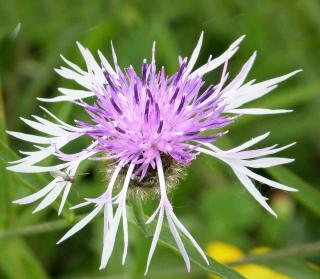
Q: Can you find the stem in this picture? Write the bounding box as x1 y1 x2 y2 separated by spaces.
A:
227 241 320 265
130 198 151 237
0 214 85 239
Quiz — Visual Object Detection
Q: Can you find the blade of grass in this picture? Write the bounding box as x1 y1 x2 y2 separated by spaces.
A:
0 238 49 279
0 32 16 228
0 153 14 229
266 260 320 279
0 23 21 74
267 166 320 217
0 214 86 239
226 241 320 265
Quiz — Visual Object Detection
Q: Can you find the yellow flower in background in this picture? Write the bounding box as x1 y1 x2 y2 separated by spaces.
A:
207 242 245 263
207 242 291 279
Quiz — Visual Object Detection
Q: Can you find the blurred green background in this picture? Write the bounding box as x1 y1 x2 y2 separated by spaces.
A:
0 0 320 278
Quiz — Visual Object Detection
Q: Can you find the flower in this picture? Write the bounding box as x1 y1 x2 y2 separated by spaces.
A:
7 32 300 273
207 242 291 279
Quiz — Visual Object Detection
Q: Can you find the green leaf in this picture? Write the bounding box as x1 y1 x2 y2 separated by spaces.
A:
0 56 14 229
266 259 320 279
267 166 320 217
0 238 49 279
0 23 21 75
0 153 14 229
0 85 7 144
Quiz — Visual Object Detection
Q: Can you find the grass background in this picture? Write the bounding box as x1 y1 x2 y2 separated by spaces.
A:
0 0 320 278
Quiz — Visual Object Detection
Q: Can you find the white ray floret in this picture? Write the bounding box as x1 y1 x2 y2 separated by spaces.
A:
196 134 297 217
188 35 245 79
56 162 136 269
7 109 84 171
13 146 98 214
221 67 302 115
144 155 209 275
56 163 123 244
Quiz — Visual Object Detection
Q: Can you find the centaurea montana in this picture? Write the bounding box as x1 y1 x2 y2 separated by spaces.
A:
7 32 300 273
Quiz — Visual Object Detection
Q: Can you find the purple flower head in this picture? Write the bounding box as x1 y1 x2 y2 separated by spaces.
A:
7 32 301 273
78 45 232 180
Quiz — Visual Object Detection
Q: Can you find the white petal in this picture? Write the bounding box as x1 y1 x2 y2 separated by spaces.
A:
100 163 134 269
98 50 117 78
144 206 164 275
8 135 81 168
229 35 246 49
199 145 297 192
223 70 301 111
58 88 95 98
6 131 53 144
146 203 161 224
38 93 93 102
55 67 92 89
9 149 53 166
33 183 65 213
70 200 91 210
241 157 294 168
7 162 71 173
189 35 245 78
229 133 271 152
39 106 81 131
253 70 302 89
233 163 297 192
121 204 128 265
169 208 209 265
184 32 203 76
77 42 105 84
227 108 293 115
151 41 156 67
13 178 60 205
156 156 168 196
223 52 256 94
166 209 191 271
57 204 103 244
242 142 296 159
60 54 87 75
26 116 69 137
225 85 278 110
58 182 72 215
233 168 277 216
110 41 119 72
121 165 135 265
100 201 123 269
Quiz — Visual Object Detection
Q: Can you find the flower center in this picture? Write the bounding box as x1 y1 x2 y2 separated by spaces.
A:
106 154 187 199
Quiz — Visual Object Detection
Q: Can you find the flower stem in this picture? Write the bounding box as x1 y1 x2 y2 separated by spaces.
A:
130 198 151 237
226 241 320 265
0 214 85 239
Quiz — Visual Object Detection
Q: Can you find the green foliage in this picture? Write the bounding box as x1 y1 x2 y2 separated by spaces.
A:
268 166 320 218
267 260 320 279
0 238 49 279
0 0 320 278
